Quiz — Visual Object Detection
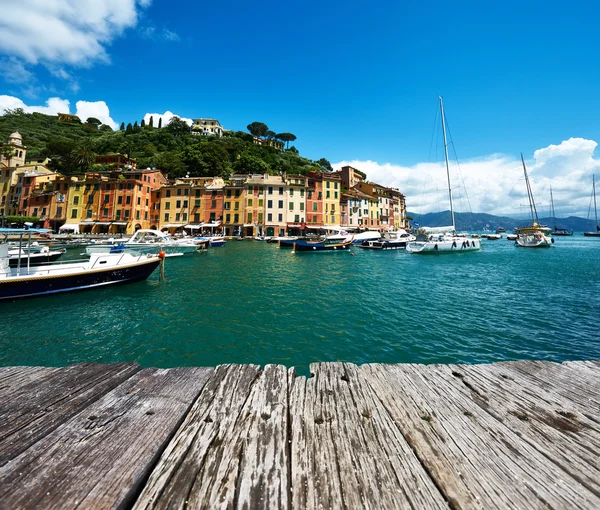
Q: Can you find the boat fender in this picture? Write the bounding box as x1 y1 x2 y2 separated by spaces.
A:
434 244 438 251
551 238 555 243
462 241 465 249
452 241 456 248
466 240 470 247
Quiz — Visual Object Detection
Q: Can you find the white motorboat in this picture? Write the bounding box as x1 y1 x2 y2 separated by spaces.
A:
359 230 416 250
85 229 199 256
1 228 162 301
407 97 481 254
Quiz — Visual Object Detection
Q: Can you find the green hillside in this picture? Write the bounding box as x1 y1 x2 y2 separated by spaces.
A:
0 109 326 179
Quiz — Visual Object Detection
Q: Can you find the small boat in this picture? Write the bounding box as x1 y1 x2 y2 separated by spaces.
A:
584 175 600 237
1 228 162 301
8 245 66 268
482 233 502 240
85 229 199 256
406 97 481 254
515 154 553 248
327 229 381 244
506 234 518 241
495 227 506 234
292 236 354 252
549 186 573 236
268 236 298 244
359 230 415 250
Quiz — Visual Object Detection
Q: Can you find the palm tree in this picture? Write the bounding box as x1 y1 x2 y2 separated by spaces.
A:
75 140 97 172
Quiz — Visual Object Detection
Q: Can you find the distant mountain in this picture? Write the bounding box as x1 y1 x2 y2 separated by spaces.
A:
407 211 593 233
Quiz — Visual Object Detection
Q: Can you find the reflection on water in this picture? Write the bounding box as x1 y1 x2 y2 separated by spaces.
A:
1 237 599 375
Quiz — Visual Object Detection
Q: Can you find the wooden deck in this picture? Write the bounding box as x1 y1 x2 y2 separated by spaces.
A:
1 360 599 509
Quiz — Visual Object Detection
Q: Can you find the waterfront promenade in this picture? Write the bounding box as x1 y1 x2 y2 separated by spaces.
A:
1 360 599 509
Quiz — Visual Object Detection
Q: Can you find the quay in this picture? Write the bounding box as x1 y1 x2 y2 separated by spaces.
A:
1 360 599 509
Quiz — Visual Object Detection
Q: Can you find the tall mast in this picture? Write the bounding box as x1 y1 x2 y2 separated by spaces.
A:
521 153 538 225
439 96 455 229
594 175 598 227
550 185 556 229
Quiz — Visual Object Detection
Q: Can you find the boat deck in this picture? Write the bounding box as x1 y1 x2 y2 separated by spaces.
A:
1 360 599 509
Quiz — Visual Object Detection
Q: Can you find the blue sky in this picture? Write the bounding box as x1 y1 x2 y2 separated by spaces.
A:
2 0 600 216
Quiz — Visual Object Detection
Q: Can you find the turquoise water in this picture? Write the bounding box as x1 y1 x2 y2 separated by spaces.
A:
1 237 599 374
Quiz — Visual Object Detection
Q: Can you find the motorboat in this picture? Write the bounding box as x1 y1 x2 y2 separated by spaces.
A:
359 230 416 250
515 154 554 248
8 244 66 268
325 229 381 244
482 233 502 240
406 98 481 254
85 229 199 256
0 228 162 301
291 236 354 252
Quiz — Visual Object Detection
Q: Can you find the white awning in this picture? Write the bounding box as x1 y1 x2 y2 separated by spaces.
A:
184 224 203 229
80 221 95 224
112 222 128 225
96 222 112 225
163 223 186 228
59 223 80 233
203 222 221 227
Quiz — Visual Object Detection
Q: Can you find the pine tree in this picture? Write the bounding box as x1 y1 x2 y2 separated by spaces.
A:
158 117 162 129
141 118 146 128
126 123 133 133
120 122 125 131
149 116 154 128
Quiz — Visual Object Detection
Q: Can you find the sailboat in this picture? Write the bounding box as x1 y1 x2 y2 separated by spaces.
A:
515 154 553 248
549 186 573 236
584 175 600 237
406 97 480 254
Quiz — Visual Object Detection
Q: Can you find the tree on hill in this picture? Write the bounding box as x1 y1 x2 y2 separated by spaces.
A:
46 138 79 174
183 142 231 177
316 158 333 172
120 122 125 131
286 145 299 154
75 139 97 172
266 130 277 139
234 152 270 174
158 117 162 129
1 145 15 167
149 116 154 128
167 116 190 138
141 118 146 128
277 132 296 149
126 123 133 133
86 117 101 127
247 122 269 138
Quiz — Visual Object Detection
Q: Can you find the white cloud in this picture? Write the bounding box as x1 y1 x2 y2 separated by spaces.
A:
143 111 192 127
334 138 600 218
0 0 151 83
74 100 118 129
0 95 117 129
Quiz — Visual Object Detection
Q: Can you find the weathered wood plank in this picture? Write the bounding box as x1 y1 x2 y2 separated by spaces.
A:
446 362 600 498
133 363 262 509
0 362 141 465
0 367 213 509
290 362 448 509
361 363 600 509
0 366 59 391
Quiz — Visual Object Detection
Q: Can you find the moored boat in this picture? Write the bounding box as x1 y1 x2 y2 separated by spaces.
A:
359 230 415 250
1 228 162 301
292 237 354 252
584 175 600 237
406 97 481 254
85 229 199 256
515 154 553 248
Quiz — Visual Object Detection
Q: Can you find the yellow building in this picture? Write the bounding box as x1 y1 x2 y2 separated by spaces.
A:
223 175 246 236
244 175 266 236
322 173 341 226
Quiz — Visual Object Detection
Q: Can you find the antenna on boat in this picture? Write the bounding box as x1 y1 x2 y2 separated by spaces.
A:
439 96 455 230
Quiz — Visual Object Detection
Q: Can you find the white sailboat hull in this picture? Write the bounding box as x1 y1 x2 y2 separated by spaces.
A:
515 234 552 248
406 237 481 253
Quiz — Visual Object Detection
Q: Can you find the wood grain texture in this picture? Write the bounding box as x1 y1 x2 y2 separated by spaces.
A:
360 363 600 509
0 367 212 510
289 362 448 509
0 362 141 465
446 362 600 498
134 363 262 509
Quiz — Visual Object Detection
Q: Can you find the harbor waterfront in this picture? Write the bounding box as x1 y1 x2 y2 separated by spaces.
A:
1 235 599 373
